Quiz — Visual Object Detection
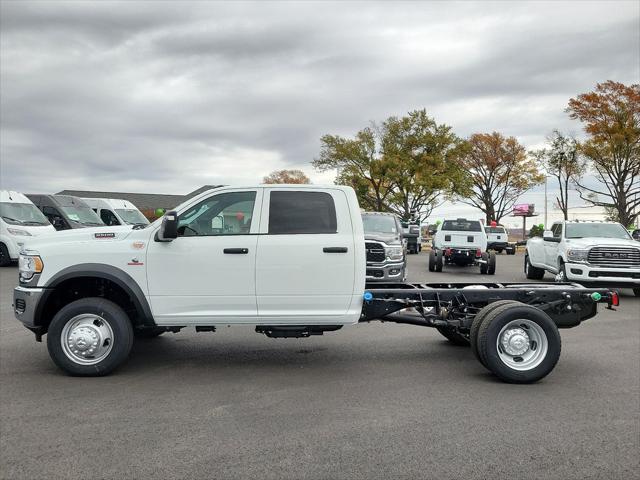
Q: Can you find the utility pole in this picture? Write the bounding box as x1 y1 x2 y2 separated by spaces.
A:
544 176 548 228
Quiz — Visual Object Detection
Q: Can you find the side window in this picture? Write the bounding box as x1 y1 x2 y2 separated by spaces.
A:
100 209 120 226
42 206 67 229
177 191 256 237
552 223 562 238
268 191 337 234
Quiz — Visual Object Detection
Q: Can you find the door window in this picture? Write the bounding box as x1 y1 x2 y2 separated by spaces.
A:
551 223 562 238
100 209 120 226
42 206 68 229
268 191 337 234
177 191 256 236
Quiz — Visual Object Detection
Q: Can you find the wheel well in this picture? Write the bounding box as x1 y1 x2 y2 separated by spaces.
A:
37 277 143 331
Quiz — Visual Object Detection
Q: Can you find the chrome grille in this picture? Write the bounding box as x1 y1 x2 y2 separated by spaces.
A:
365 242 386 263
588 247 640 267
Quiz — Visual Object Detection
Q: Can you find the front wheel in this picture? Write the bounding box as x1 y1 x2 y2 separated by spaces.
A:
477 303 561 383
47 298 134 376
524 254 545 280
0 243 11 267
555 261 567 283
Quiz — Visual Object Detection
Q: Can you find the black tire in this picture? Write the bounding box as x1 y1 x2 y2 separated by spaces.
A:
524 254 545 280
134 327 165 339
507 247 516 255
555 261 567 283
480 252 489 274
495 249 503 254
633 288 640 297
0 243 11 267
436 326 470 346
435 250 443 272
470 300 520 368
477 303 561 383
46 298 134 376
487 252 496 275
428 250 436 272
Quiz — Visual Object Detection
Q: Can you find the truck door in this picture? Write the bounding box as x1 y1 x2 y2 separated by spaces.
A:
544 223 562 270
146 189 262 324
255 188 356 323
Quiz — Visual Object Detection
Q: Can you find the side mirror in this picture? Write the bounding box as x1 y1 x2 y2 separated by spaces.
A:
543 230 553 238
156 211 178 242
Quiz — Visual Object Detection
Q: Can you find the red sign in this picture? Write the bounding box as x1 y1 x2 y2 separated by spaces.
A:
512 204 535 216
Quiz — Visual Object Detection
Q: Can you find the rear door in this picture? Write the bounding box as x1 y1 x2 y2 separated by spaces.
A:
255 188 356 323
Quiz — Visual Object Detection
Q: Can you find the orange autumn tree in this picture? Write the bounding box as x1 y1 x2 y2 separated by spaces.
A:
567 81 640 226
262 169 311 184
458 132 544 223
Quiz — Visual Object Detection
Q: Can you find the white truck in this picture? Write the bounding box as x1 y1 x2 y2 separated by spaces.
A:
82 198 150 228
525 220 640 296
430 218 496 274
13 185 618 383
486 225 516 255
0 191 55 267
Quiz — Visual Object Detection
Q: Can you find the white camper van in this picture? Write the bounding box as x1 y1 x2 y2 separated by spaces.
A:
82 198 149 227
0 190 55 266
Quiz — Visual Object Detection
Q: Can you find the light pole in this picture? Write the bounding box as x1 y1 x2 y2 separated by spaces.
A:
544 176 548 228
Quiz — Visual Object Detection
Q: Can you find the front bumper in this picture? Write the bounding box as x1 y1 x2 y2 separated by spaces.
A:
13 286 44 329
366 262 406 282
565 262 640 286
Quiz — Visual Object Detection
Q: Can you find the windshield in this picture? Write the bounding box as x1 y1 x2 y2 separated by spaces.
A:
442 220 482 232
486 227 506 234
115 209 149 225
565 223 631 239
362 215 398 234
0 202 50 226
60 206 104 226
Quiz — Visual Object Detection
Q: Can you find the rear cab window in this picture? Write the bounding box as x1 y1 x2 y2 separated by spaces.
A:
441 220 482 232
267 191 337 234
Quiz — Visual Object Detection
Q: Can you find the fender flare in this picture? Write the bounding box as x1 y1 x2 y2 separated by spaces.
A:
35 263 155 327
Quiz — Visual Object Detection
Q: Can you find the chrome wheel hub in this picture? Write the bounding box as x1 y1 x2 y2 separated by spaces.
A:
497 319 548 371
61 314 114 365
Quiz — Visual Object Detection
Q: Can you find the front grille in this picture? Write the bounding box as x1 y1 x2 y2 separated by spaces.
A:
365 242 385 263
588 247 640 267
15 299 26 314
588 271 640 279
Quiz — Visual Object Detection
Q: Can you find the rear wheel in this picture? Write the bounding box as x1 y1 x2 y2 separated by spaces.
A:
524 254 545 280
434 250 443 272
480 252 489 274
477 303 561 383
0 243 11 267
46 298 134 376
634 288 640 297
436 326 470 346
470 300 520 368
428 250 436 271
487 252 496 275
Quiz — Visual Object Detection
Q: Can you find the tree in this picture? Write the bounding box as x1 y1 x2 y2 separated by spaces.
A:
532 130 586 220
529 224 545 238
567 81 640 226
262 169 311 184
457 132 544 223
314 109 470 222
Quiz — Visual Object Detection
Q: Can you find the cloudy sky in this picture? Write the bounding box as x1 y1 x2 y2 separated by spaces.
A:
1 1 638 223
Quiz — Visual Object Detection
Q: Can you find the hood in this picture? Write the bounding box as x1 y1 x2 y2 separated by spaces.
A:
364 232 402 245
565 237 640 249
22 225 136 250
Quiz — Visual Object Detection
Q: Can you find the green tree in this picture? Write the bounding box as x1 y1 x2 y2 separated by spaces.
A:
532 130 586 220
529 224 545 237
457 132 544 223
314 109 470 222
263 169 311 184
567 81 640 226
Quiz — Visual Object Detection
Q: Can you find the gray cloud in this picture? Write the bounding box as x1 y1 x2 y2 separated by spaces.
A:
1 0 638 197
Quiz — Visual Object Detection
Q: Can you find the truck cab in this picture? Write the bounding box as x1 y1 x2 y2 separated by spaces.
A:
0 190 55 267
525 220 640 295
361 212 406 282
26 194 104 231
82 198 149 227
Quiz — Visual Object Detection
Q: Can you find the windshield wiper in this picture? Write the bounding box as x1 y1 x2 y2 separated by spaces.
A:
83 222 104 226
2 216 24 224
22 221 48 226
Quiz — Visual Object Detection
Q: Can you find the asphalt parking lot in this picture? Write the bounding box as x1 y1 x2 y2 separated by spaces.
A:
1 252 638 480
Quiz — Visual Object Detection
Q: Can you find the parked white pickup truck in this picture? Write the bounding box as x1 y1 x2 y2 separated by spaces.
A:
525 220 640 296
14 185 618 383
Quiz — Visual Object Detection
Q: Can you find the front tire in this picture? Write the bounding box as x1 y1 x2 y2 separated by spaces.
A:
470 300 520 367
555 261 567 283
524 254 545 280
0 243 11 267
47 298 134 376
477 303 561 383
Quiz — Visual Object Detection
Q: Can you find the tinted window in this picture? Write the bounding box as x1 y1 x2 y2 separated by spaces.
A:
485 227 506 234
441 220 482 232
551 224 562 237
100 209 120 226
178 191 256 236
269 191 337 234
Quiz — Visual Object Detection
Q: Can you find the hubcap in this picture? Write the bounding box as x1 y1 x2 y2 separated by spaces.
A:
61 314 114 365
497 319 548 371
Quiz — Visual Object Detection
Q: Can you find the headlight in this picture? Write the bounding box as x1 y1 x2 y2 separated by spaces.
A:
7 228 31 236
566 249 589 263
18 254 43 281
385 246 404 261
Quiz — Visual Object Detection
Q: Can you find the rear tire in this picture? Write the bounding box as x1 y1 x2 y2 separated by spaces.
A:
436 326 470 346
470 300 520 368
487 252 496 275
477 303 561 383
524 254 545 280
428 250 436 271
46 298 134 376
480 252 489 274
633 288 640 297
435 250 443 272
0 243 11 267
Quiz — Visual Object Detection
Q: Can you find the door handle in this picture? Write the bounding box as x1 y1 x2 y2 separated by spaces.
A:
224 248 249 254
323 247 348 253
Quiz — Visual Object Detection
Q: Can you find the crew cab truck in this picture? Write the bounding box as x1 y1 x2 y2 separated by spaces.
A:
486 225 515 255
525 220 640 297
362 212 406 282
1 191 55 267
430 218 497 274
14 185 618 383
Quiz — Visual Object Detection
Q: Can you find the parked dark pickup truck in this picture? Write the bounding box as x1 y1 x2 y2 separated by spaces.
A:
362 212 406 282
